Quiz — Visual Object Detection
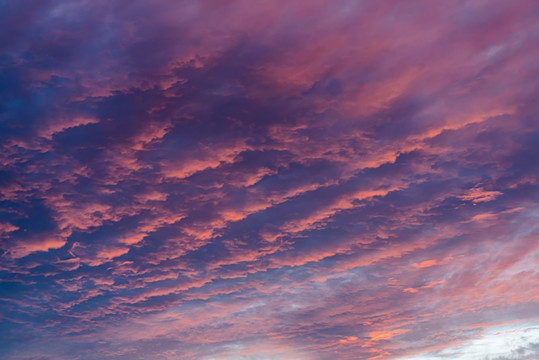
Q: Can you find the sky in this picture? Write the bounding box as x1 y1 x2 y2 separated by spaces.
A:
0 1 538 359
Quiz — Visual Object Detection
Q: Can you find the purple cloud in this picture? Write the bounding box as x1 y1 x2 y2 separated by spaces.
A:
1 1 538 359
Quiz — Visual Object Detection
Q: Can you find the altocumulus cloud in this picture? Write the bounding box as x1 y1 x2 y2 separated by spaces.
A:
1 1 538 359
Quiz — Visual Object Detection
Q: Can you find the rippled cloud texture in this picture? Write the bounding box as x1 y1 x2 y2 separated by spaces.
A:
1 1 539 359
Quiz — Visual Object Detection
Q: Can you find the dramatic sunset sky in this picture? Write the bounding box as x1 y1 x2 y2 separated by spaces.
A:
1 1 538 359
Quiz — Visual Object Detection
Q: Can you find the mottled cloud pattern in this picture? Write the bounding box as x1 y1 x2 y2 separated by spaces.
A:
1 1 538 359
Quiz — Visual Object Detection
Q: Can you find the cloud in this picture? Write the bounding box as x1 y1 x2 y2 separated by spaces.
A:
1 0 538 359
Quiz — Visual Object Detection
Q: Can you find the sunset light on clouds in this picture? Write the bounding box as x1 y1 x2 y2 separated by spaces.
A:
0 1 538 359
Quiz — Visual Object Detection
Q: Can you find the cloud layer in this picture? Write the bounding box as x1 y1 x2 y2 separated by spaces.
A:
1 1 538 359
